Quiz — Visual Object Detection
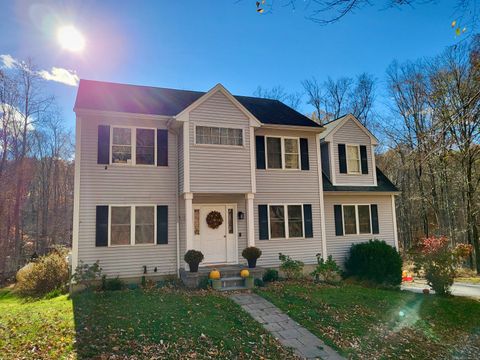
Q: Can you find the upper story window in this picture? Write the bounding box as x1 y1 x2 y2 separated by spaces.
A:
342 204 371 235
111 127 156 165
346 145 361 174
266 136 300 170
196 126 243 146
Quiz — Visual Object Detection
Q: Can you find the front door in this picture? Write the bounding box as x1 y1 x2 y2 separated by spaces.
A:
193 204 237 264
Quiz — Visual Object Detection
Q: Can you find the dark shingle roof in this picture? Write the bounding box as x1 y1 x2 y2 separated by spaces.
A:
75 80 321 127
323 168 399 192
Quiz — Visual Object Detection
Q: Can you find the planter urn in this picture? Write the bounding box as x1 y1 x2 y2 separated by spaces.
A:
247 258 257 268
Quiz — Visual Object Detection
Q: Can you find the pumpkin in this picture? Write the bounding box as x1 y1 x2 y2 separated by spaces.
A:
209 269 221 280
240 269 250 278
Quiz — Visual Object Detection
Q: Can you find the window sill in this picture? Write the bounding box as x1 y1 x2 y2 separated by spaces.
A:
193 143 245 150
107 244 162 248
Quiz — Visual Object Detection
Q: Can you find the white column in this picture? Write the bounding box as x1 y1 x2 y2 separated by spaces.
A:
184 192 194 251
392 194 399 250
246 193 255 247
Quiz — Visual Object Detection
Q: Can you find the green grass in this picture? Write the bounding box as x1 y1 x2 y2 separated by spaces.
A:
0 287 294 359
257 281 480 359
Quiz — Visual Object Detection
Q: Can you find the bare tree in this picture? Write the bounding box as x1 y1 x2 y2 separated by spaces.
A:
253 85 303 109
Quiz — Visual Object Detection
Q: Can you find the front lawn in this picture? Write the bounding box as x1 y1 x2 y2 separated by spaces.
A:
257 281 480 359
0 287 294 359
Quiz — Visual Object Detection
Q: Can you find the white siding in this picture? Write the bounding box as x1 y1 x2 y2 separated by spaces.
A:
324 194 396 266
254 128 324 267
189 91 252 193
178 127 184 194
331 120 376 185
77 114 178 278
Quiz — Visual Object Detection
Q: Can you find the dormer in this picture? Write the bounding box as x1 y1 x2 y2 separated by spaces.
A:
319 114 378 187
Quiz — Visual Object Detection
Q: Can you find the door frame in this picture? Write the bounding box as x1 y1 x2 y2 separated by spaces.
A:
192 203 239 265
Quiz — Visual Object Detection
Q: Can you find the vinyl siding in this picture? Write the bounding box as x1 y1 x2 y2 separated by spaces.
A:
324 194 396 266
332 120 376 185
189 91 252 193
77 114 178 278
178 127 184 194
254 128 324 267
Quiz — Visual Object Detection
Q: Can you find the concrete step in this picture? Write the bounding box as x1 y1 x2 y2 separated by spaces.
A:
219 285 248 291
220 276 245 288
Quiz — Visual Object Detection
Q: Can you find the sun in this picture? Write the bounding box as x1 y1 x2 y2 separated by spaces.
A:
57 26 85 52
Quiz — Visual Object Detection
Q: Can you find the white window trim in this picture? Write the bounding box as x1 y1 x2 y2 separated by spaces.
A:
108 205 157 247
267 204 305 240
110 126 158 166
345 143 361 175
193 124 245 148
342 204 372 236
265 136 301 171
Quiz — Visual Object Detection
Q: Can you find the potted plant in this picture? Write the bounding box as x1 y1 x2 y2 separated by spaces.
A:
242 246 262 268
184 250 204 272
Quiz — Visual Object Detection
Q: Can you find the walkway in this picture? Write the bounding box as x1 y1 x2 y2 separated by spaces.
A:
230 293 345 360
401 281 480 298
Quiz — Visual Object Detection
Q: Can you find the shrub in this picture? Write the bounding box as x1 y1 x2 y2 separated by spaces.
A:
311 254 341 284
101 276 125 291
254 278 265 287
184 250 204 272
414 236 472 295
15 251 69 297
71 261 103 289
345 240 402 286
278 253 304 279
263 268 279 282
242 246 262 260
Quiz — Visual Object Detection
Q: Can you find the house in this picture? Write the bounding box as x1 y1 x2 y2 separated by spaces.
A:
72 80 399 281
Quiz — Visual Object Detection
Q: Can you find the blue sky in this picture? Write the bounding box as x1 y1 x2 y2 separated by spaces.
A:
0 0 462 130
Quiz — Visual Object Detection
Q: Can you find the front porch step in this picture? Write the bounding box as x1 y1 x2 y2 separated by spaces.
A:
219 285 248 291
219 276 245 288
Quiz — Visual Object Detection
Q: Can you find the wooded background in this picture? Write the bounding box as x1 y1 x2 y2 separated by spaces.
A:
0 36 478 281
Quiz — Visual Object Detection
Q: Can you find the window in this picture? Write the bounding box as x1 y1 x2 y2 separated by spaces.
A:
136 129 155 165
196 126 243 146
135 206 155 244
109 205 156 246
228 208 234 234
346 145 361 174
112 128 132 164
266 137 300 170
269 204 304 239
111 127 157 165
111 206 131 245
194 209 200 235
342 204 372 235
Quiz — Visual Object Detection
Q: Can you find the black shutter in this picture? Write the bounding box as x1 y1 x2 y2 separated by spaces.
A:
303 204 313 238
97 125 110 164
334 205 343 236
371 204 379 234
157 205 168 244
360 145 368 174
256 136 266 169
157 129 168 166
258 205 269 240
96 205 109 247
338 144 347 174
300 138 309 170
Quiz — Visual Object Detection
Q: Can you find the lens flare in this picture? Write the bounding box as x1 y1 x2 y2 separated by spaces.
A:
57 26 85 52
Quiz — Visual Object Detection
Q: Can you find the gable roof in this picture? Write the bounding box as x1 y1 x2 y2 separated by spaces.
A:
322 168 399 193
320 114 378 144
74 79 321 128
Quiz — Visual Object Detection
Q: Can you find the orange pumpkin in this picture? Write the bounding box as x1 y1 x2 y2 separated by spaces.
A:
240 269 250 278
209 269 221 280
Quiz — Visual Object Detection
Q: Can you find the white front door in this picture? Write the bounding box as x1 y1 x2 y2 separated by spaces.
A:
193 204 237 264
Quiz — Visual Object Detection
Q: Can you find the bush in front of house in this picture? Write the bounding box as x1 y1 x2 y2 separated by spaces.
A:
15 247 69 297
345 240 402 286
311 254 341 284
242 246 262 268
184 250 204 272
262 268 279 282
278 253 304 279
71 261 103 290
414 236 472 295
101 275 126 291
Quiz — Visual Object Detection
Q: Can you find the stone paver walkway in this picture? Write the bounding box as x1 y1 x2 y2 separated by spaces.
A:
230 293 345 360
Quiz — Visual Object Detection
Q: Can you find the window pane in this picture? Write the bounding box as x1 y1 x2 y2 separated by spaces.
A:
267 137 282 169
112 128 132 164
194 209 200 235
284 138 299 169
288 205 303 238
228 209 234 234
113 128 131 145
135 206 154 244
284 138 298 153
285 154 299 169
196 126 243 146
136 129 155 165
269 205 285 238
347 145 360 173
358 205 371 234
111 207 131 245
343 205 357 235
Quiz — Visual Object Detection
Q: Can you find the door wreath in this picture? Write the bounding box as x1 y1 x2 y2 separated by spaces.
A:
206 210 223 229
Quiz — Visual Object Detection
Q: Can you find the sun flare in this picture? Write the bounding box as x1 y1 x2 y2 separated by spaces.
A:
57 26 85 52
